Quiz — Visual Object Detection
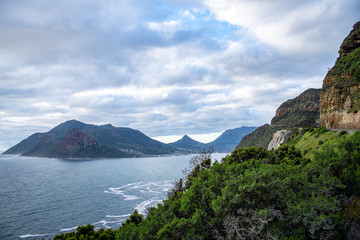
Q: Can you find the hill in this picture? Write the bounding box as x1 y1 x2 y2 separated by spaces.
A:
3 120 178 158
169 135 207 152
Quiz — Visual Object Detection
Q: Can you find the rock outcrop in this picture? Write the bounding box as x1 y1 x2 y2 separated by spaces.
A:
271 88 321 128
267 130 293 150
238 88 321 149
320 21 360 129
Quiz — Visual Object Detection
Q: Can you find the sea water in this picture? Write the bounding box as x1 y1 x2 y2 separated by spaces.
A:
0 153 227 239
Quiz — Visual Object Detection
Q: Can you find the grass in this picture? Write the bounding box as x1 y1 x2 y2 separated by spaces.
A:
288 128 350 159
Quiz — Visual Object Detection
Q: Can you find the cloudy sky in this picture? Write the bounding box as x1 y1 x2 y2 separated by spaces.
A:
0 0 359 150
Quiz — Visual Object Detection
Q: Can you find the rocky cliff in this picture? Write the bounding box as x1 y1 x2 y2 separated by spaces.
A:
320 21 360 129
238 88 321 149
271 88 321 128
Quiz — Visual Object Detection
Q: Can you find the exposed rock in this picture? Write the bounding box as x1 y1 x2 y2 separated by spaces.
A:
238 88 321 149
271 88 321 128
267 130 293 150
320 21 360 129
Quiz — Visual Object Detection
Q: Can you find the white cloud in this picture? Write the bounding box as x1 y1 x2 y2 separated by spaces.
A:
203 0 360 56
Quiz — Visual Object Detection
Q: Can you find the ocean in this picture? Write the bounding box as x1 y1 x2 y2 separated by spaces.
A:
0 153 227 239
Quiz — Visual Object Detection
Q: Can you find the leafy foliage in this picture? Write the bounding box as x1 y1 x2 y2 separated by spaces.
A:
53 130 360 240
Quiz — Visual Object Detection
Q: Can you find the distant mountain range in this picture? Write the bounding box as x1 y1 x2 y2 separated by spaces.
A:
169 127 257 153
3 120 179 158
3 120 257 158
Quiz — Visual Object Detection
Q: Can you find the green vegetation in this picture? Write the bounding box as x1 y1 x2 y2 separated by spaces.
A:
53 130 360 239
238 124 282 149
288 127 350 159
328 47 360 85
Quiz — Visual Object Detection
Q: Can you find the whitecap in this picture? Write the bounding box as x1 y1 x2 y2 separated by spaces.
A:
60 226 78 232
20 233 50 238
105 214 131 218
135 198 163 214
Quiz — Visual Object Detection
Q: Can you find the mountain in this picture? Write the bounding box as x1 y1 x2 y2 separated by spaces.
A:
238 88 321 149
271 88 321 128
320 21 360 129
207 126 257 152
169 135 207 152
169 127 257 153
3 120 178 158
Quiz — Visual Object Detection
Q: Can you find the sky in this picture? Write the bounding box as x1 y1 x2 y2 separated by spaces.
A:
0 0 359 150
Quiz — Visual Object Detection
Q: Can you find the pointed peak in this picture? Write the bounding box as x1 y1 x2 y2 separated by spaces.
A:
182 135 191 140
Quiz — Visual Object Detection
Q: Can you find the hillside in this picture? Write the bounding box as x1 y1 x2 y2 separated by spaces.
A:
3 120 179 158
55 130 360 239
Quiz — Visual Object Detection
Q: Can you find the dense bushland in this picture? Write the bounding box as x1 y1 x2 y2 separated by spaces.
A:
54 131 360 240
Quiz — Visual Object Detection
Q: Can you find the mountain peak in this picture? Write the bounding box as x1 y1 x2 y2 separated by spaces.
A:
181 135 191 140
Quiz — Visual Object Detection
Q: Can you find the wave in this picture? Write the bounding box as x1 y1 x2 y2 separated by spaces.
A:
105 214 131 218
135 198 164 214
20 233 51 238
60 226 78 232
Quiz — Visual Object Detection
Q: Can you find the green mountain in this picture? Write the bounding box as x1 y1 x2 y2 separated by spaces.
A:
3 120 178 158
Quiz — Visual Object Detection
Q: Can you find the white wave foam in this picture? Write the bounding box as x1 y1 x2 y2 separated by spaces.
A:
105 214 131 218
104 188 139 200
60 226 78 232
135 198 163 214
20 233 49 238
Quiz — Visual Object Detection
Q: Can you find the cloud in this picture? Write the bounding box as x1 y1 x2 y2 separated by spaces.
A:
203 0 360 56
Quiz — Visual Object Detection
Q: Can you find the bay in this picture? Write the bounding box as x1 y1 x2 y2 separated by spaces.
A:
0 153 227 239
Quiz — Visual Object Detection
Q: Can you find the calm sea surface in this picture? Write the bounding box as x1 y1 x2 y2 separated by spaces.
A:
0 153 227 239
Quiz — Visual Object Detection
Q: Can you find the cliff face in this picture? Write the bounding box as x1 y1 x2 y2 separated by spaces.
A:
238 88 321 149
271 88 321 128
320 21 360 129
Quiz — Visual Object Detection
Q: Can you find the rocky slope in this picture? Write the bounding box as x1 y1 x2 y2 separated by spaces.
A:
3 120 178 158
320 21 360 129
271 88 321 128
238 89 321 149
